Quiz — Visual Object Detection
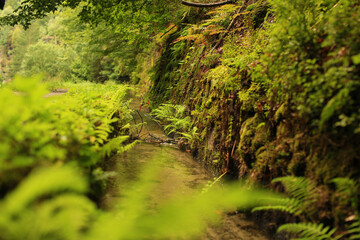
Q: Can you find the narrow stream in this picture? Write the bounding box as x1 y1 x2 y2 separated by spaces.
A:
100 97 269 240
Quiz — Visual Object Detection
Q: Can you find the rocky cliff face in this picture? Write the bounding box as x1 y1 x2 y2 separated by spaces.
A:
146 0 360 230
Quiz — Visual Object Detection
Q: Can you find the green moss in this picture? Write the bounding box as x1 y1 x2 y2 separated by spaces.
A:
276 122 289 138
239 117 255 151
206 65 232 90
252 122 270 151
201 53 221 68
254 146 270 167
274 138 292 159
288 152 306 176
238 114 263 168
274 102 288 123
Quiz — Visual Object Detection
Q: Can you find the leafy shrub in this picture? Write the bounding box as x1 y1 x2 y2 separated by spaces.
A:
253 176 318 217
151 103 192 135
0 75 131 191
0 165 95 240
253 176 360 240
253 0 360 134
20 42 75 81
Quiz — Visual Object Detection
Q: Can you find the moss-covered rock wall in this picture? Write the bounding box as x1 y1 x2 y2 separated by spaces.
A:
145 0 360 230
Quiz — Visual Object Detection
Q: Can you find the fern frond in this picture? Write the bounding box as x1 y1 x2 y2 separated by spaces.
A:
277 222 340 240
101 136 128 157
332 177 359 210
101 136 139 157
206 4 240 15
348 216 360 239
272 176 318 213
201 172 227 195
252 177 318 217
331 178 357 194
151 104 191 135
252 197 301 215
121 140 139 153
179 132 193 141
35 193 96 235
3 166 87 214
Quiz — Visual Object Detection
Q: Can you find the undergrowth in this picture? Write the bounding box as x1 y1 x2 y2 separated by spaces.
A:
146 0 360 233
0 75 284 239
0 75 132 194
0 159 279 240
253 176 360 240
151 103 192 135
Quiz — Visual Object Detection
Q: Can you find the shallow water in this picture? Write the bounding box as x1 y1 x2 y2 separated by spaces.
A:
102 142 210 207
101 98 269 240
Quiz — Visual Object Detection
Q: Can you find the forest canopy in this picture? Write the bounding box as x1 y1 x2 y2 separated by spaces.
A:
1 0 360 239
0 0 186 83
0 0 182 28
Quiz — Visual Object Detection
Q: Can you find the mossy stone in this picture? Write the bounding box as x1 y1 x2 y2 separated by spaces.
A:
276 122 289 138
274 102 288 123
288 152 306 176
254 146 271 167
252 122 270 151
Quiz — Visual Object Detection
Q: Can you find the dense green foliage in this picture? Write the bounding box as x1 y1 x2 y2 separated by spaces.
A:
0 161 276 240
1 0 360 238
0 0 180 29
0 76 131 192
0 0 184 83
145 0 360 236
0 75 279 240
151 104 192 135
252 176 360 239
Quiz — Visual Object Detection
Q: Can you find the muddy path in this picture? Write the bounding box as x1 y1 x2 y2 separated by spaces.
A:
101 95 270 240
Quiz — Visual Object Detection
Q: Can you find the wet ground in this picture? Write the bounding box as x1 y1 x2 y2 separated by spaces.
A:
100 96 270 240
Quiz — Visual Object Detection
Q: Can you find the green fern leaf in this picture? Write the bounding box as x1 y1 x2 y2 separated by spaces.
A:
277 222 340 240
252 197 301 215
101 136 129 157
272 176 317 214
332 177 358 210
348 217 360 239
253 177 318 216
3 166 87 214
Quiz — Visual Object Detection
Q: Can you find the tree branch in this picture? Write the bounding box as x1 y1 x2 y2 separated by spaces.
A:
181 0 234 8
210 6 242 53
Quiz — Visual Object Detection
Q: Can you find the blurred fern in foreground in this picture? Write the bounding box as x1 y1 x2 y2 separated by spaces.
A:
0 75 132 196
0 166 95 240
0 76 280 240
0 162 278 240
277 223 341 240
252 176 318 217
253 176 360 240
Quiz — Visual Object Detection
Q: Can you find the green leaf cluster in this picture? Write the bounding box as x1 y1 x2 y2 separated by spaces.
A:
0 75 131 191
151 103 192 135
252 0 360 135
253 177 318 217
253 176 360 239
0 157 277 240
